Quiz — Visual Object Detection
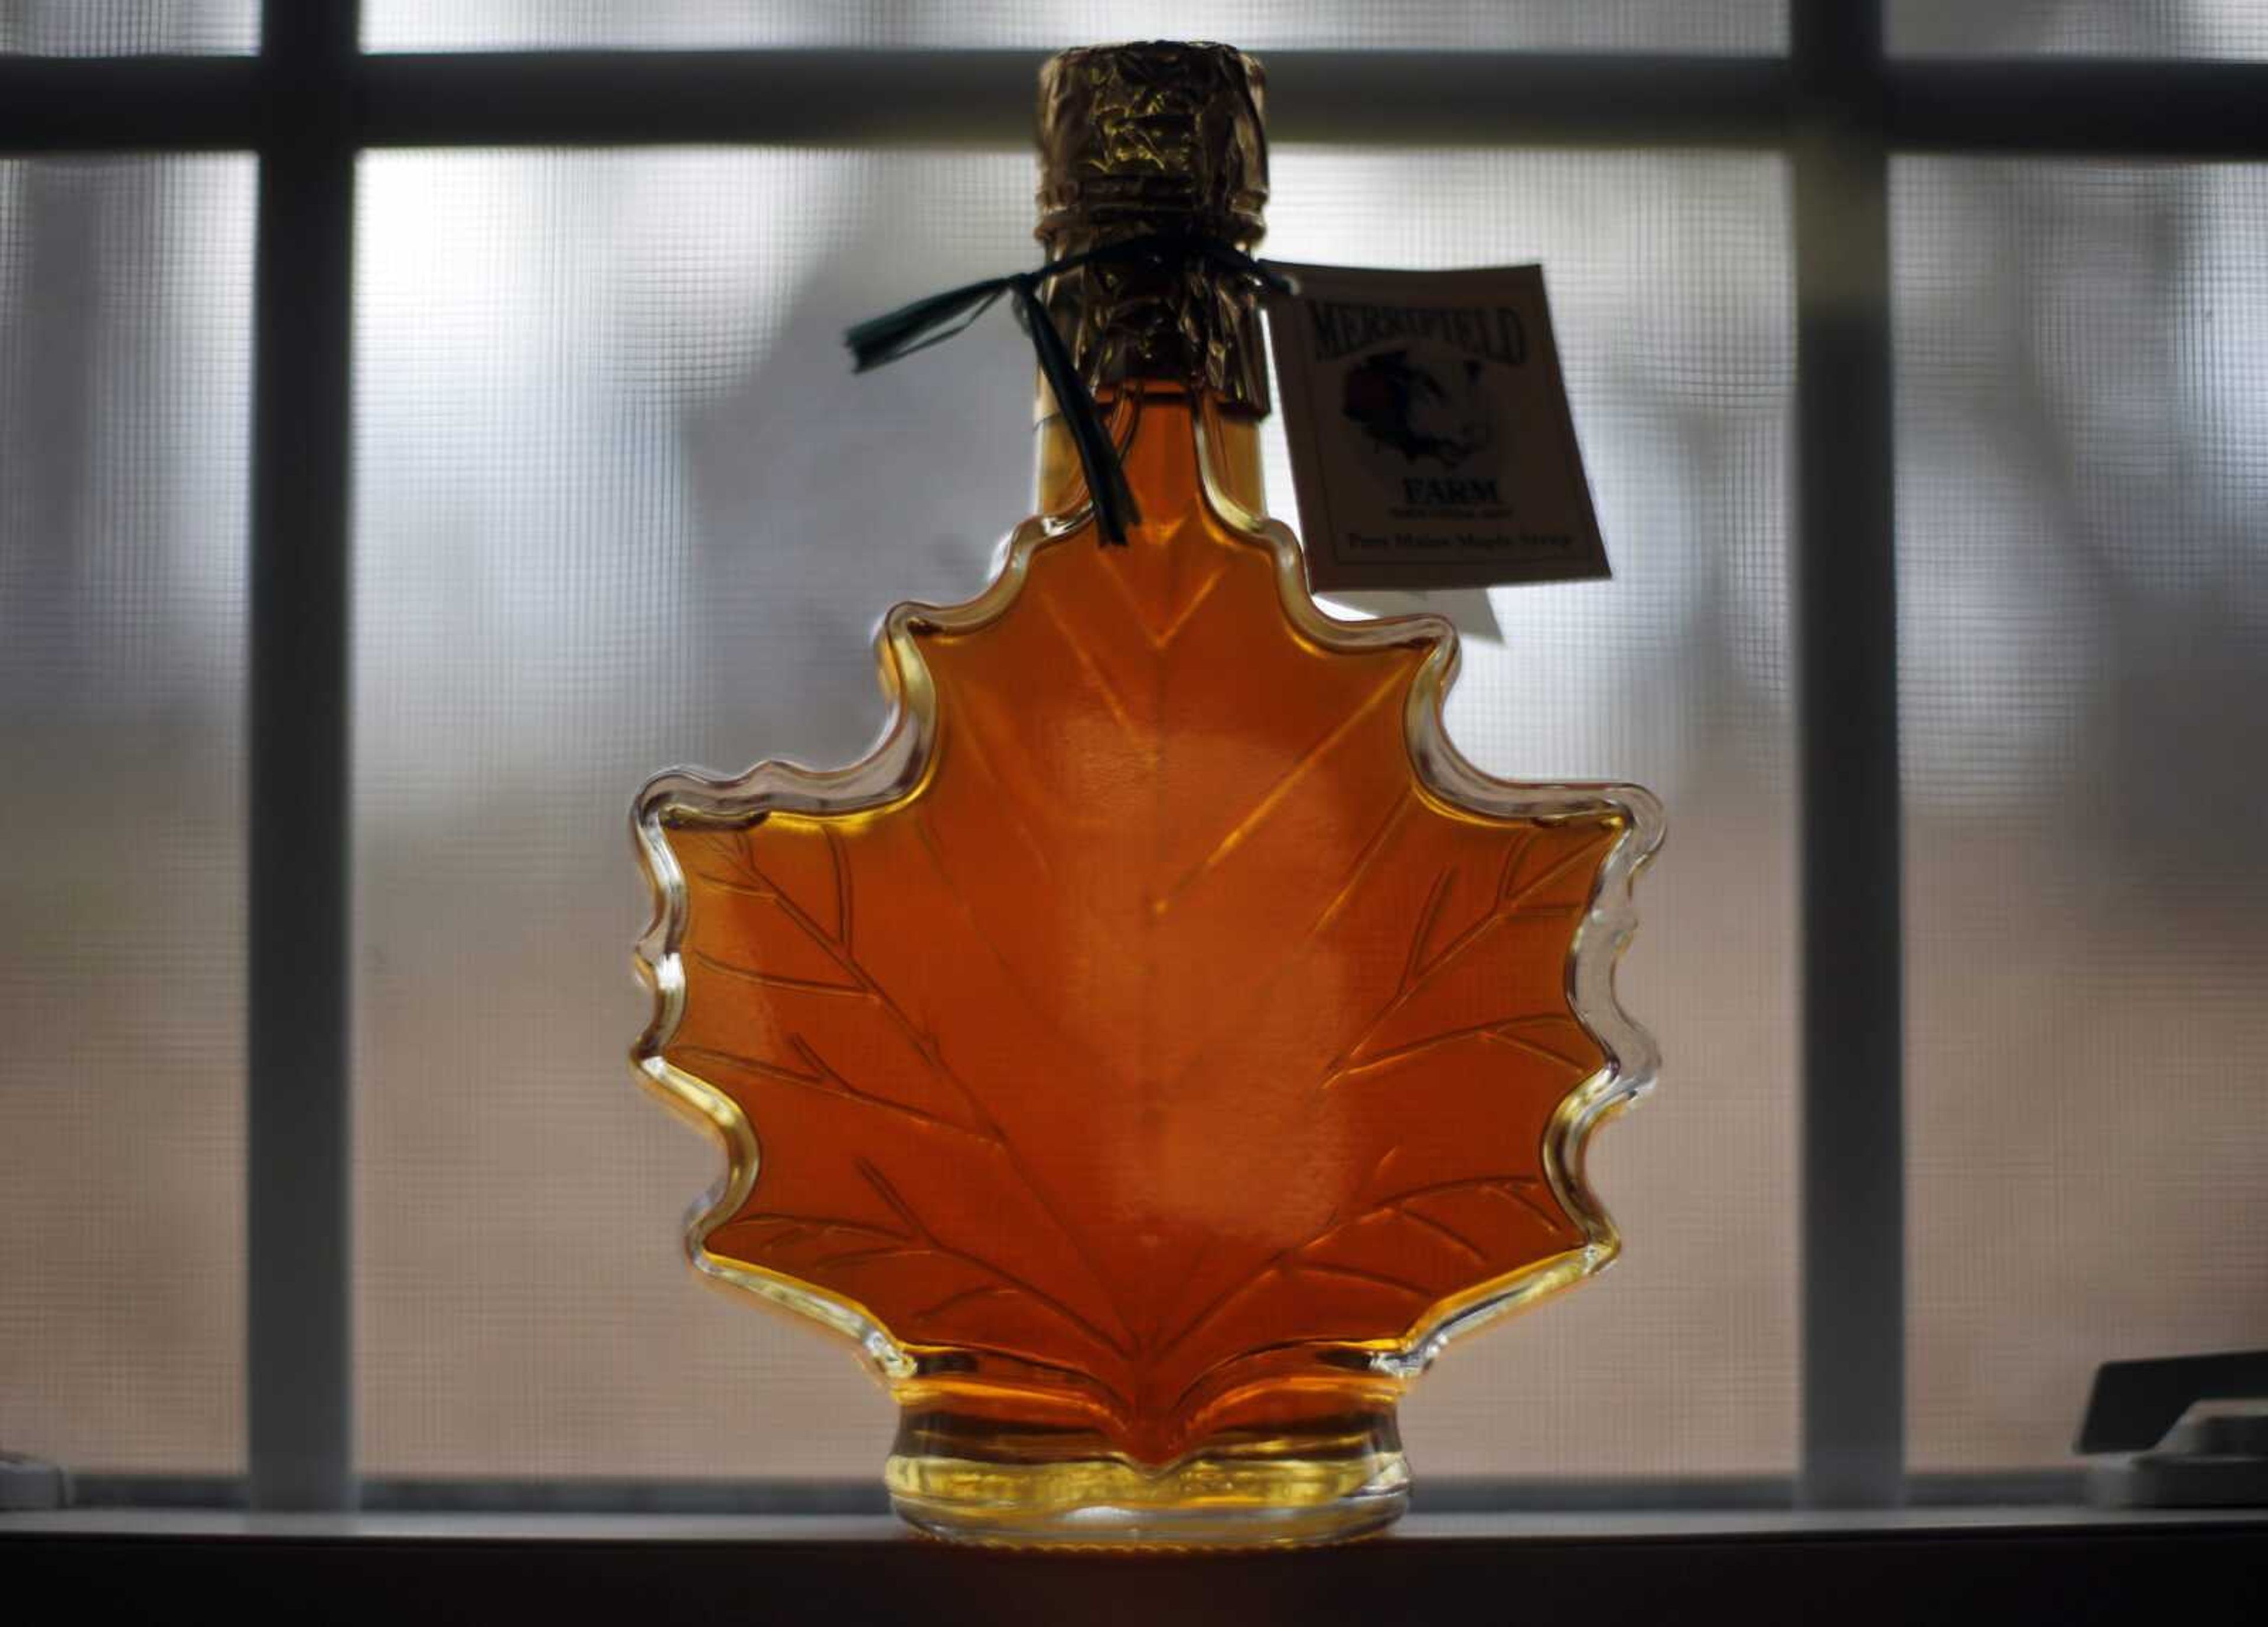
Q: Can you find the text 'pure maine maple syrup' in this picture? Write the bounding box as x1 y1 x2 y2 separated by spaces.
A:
632 43 1661 1547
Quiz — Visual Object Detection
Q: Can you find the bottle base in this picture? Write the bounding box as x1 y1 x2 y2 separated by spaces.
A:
884 1446 1411 1549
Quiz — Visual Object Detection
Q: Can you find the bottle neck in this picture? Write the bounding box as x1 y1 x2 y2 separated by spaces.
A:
1034 382 1266 533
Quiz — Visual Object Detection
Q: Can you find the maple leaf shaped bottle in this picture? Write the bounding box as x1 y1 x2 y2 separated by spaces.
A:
633 41 1662 1547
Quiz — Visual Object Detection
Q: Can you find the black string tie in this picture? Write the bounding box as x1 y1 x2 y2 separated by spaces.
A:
846 232 1292 546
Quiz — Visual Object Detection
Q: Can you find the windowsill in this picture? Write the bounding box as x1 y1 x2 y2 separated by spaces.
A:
7 1504 2262 1626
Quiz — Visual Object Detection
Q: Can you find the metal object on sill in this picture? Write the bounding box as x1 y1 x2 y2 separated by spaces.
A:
0 1453 70 1511
2077 1350 2268 1509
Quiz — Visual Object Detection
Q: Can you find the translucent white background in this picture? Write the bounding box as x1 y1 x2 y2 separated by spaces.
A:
1896 158 2268 1469
8 12 2266 1488
1891 1 2268 57
362 2 1783 55
0 156 253 1472
0 1 257 54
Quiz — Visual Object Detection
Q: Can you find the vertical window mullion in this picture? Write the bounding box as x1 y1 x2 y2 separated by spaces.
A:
247 0 358 1512
1791 0 1905 1508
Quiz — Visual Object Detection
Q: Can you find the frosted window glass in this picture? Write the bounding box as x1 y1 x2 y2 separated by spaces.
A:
0 1 256 54
1891 1 2268 58
1896 158 2268 1470
0 156 253 1473
353 147 1794 1479
1269 150 1797 1478
364 1 1781 55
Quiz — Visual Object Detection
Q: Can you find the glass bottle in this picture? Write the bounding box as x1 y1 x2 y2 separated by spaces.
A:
632 41 1661 1547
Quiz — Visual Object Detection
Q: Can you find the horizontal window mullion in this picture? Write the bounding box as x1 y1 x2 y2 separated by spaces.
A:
1885 58 2268 158
354 49 1795 149
7 52 2268 158
0 56 261 152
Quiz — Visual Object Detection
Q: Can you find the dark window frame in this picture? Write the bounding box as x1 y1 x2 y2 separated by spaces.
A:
2 0 2264 1513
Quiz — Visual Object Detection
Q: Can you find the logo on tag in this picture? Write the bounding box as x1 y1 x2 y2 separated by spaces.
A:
1264 263 1609 594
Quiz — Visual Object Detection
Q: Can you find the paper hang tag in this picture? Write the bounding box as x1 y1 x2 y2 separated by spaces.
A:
1263 262 1609 595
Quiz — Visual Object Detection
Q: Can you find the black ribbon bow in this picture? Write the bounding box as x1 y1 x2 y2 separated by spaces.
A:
846 233 1291 546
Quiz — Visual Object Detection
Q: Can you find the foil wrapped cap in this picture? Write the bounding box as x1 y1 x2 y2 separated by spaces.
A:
1037 41 1267 246
1033 42 1272 411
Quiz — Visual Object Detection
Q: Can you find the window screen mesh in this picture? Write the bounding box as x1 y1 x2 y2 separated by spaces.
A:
0 156 252 1473
0 1 257 55
363 2 1783 55
1890 1 2268 58
1896 158 2268 1471
352 146 1794 1480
